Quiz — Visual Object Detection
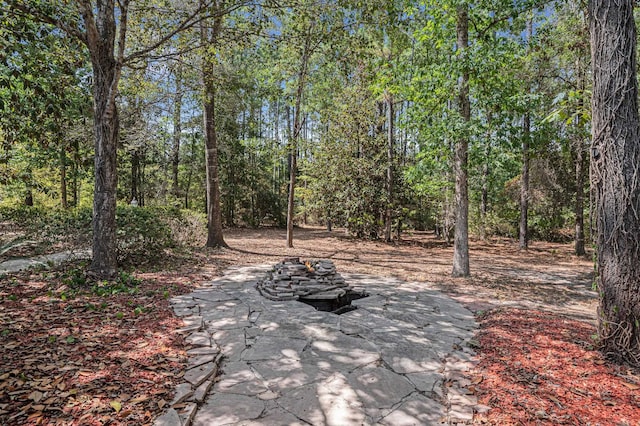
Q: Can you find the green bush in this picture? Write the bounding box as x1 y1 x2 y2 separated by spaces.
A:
0 204 205 265
115 206 176 264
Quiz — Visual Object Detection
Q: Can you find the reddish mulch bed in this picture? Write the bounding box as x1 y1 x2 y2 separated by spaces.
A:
0 265 197 425
473 308 640 425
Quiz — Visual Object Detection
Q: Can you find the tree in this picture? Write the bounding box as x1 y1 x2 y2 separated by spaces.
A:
452 4 470 277
590 0 640 364
8 1 218 278
200 0 228 248
519 17 533 251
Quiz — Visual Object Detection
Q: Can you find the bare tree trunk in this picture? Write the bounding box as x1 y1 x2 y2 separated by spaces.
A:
201 7 227 248
171 62 183 199
519 18 533 251
130 149 140 203
452 5 470 277
480 112 492 239
519 112 530 250
88 37 120 279
286 22 314 248
384 91 394 243
71 138 79 207
590 0 640 365
60 145 68 209
574 57 587 256
574 137 586 256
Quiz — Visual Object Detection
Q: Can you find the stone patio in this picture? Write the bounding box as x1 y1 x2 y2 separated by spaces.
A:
155 265 484 425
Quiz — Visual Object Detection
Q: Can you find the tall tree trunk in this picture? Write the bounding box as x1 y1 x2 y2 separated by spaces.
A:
60 145 68 209
520 113 530 250
286 22 313 248
71 138 79 207
171 63 183 199
590 0 640 365
79 0 126 279
452 5 470 277
480 112 492 239
574 136 586 256
201 5 227 248
574 57 587 257
131 149 140 203
519 18 533 251
384 91 394 243
88 45 119 279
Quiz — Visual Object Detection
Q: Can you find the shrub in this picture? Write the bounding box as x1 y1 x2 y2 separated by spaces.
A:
166 209 207 247
115 206 175 264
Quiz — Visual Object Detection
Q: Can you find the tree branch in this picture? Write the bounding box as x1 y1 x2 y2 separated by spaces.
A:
6 1 86 44
124 0 255 64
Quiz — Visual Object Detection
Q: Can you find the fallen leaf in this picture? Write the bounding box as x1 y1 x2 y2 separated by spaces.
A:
623 382 640 390
158 399 166 409
109 400 122 413
130 395 149 404
471 376 483 385
29 390 43 403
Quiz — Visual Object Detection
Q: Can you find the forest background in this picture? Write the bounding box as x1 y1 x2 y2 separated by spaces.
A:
0 0 591 261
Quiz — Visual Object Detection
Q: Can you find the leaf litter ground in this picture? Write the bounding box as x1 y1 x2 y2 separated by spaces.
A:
1 226 638 425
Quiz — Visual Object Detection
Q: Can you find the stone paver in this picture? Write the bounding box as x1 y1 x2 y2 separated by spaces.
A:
155 265 483 425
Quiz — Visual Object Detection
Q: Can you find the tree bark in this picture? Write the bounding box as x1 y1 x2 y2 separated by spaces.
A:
590 0 640 365
452 5 470 277
202 84 226 247
384 91 394 243
519 112 530 250
71 138 79 207
574 57 586 257
574 136 586 256
83 0 123 279
130 149 140 203
519 18 533 251
286 21 314 248
60 145 68 209
201 3 227 248
171 63 183 199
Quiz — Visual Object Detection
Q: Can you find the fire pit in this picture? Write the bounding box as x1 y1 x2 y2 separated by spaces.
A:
256 257 367 314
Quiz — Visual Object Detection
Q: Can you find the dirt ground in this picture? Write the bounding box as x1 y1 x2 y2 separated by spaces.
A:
204 226 597 322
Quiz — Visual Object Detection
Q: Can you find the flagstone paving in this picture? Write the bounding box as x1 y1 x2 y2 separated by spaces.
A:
155 265 483 425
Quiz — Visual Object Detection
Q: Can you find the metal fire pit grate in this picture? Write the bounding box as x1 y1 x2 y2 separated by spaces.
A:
256 257 367 314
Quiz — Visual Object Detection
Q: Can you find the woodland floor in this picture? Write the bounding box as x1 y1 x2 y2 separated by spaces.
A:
1 226 639 425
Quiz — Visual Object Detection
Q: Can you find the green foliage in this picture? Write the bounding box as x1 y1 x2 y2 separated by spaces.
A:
115 206 176 264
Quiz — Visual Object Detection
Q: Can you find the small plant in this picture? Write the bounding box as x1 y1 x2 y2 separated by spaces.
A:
48 335 57 343
65 336 76 344
8 294 17 301
133 306 144 316
116 312 124 320
62 267 87 288
117 271 141 288
1 330 10 337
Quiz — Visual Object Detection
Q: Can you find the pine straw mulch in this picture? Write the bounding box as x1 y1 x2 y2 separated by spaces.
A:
1 227 639 425
0 263 207 425
472 308 640 425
